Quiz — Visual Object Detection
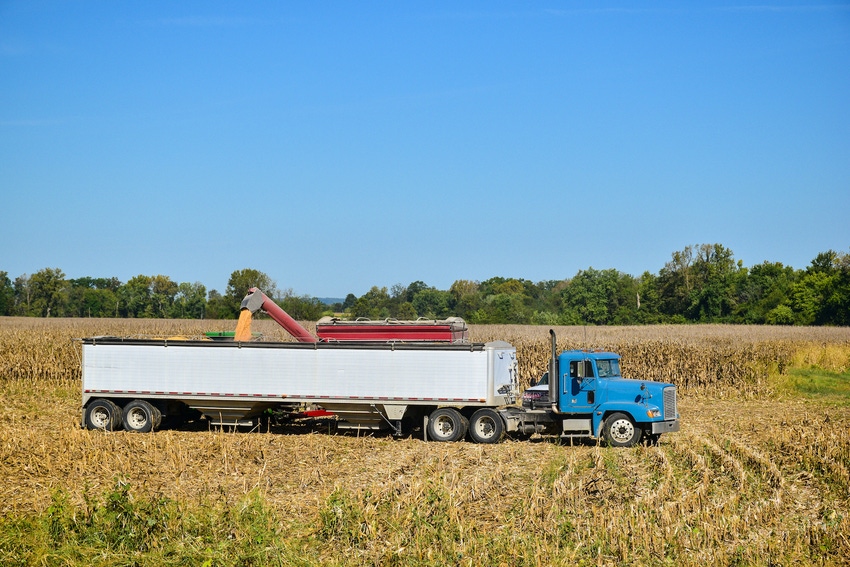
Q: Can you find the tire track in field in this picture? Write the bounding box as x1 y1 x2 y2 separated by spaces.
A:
653 432 767 548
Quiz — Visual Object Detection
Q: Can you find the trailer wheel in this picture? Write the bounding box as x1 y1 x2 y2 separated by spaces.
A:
85 398 122 431
602 412 641 447
122 400 159 433
427 408 467 442
468 408 504 444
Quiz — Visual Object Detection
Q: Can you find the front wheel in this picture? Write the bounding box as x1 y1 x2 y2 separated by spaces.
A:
468 408 504 444
427 408 468 442
602 412 642 447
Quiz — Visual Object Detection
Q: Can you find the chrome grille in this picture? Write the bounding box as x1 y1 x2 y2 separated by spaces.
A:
663 387 677 420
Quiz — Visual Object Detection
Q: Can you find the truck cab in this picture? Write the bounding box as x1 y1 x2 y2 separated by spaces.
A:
510 331 680 446
556 349 679 445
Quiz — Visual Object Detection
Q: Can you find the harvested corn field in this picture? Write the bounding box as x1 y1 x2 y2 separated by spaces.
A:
1 318 849 565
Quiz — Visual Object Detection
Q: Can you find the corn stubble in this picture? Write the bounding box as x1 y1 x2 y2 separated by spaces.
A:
1 318 849 565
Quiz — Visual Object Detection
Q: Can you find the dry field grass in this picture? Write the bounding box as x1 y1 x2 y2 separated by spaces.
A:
1 317 849 565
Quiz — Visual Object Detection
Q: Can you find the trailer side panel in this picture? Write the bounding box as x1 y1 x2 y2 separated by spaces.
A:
82 340 516 407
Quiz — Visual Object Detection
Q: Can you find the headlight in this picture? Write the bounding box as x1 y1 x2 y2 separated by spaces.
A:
646 409 661 418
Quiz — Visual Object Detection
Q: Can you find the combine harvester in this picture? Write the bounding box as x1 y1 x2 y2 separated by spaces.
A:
81 288 679 446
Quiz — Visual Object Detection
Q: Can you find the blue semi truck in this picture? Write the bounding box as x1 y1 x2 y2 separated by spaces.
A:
512 330 679 446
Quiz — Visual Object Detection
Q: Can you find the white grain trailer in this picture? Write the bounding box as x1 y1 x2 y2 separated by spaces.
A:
81 337 518 443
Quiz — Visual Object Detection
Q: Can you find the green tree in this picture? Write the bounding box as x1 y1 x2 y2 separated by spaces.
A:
67 279 119 317
278 289 325 321
13 274 31 315
386 283 408 316
119 275 153 318
656 244 742 322
66 277 114 317
411 288 452 319
404 281 430 303
28 268 68 317
788 272 824 325
635 271 663 323
686 243 741 321
484 292 530 324
560 268 635 325
351 286 391 319
0 271 13 315
150 275 178 318
222 269 277 318
449 280 481 319
205 289 231 319
396 301 417 320
476 277 534 323
527 279 564 316
824 251 850 325
657 245 695 318
765 304 795 325
734 261 797 323
790 250 850 325
171 282 207 319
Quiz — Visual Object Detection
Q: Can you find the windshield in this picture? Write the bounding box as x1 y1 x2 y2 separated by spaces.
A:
596 359 621 378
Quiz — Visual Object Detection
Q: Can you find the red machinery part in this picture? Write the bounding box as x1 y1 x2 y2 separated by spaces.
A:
316 317 468 343
240 288 318 343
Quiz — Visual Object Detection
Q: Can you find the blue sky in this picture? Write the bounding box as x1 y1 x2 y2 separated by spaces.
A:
2 1 848 298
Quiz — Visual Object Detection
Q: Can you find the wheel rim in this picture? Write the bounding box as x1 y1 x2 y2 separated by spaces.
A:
127 407 148 430
91 407 109 428
434 415 455 439
474 416 497 439
609 418 635 443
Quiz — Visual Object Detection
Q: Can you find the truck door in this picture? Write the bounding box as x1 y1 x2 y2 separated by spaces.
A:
560 358 597 412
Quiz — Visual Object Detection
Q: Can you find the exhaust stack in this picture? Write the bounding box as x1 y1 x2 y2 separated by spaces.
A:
549 329 559 412
240 288 318 343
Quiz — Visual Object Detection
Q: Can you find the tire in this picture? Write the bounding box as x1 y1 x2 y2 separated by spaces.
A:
427 408 468 442
468 408 504 444
122 400 159 433
602 412 642 447
151 403 163 429
85 398 123 431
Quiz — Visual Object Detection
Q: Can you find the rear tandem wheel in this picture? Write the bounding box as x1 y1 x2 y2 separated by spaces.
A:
427 408 468 442
84 398 123 431
122 400 162 433
468 408 504 444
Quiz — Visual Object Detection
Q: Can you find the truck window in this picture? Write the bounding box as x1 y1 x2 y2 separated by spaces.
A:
569 360 594 379
596 359 621 378
532 372 549 387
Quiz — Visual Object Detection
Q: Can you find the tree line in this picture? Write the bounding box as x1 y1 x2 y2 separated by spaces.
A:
1 244 848 326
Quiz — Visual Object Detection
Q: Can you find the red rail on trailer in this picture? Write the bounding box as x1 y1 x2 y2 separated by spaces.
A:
316 317 468 343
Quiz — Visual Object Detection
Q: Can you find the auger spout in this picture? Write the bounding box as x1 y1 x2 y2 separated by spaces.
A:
239 287 318 343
